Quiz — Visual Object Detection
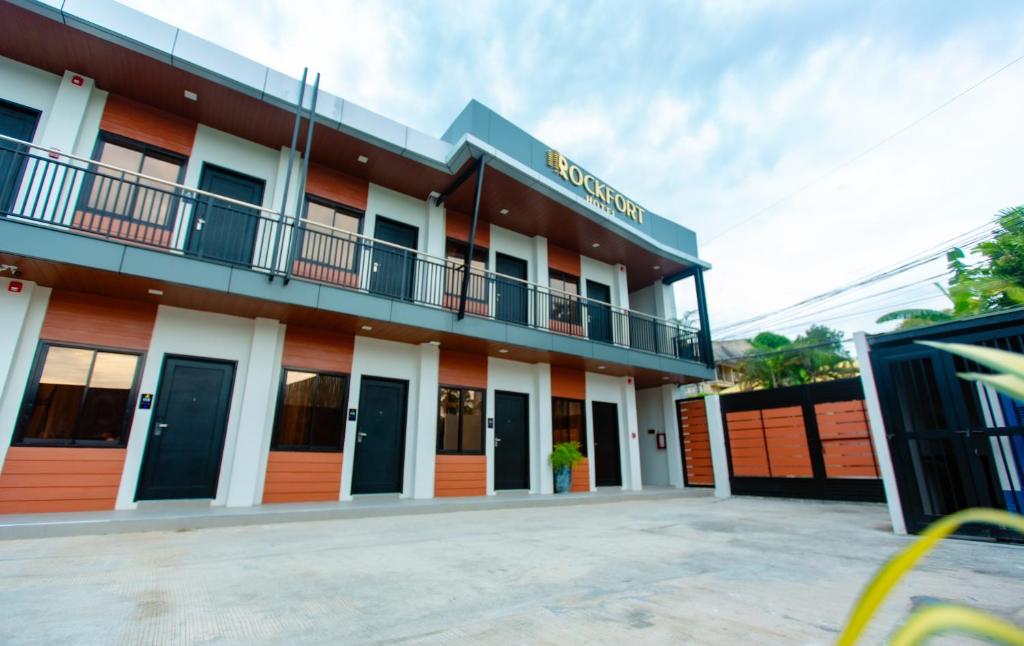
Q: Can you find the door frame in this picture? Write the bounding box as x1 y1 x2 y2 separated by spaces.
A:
591 400 624 488
585 279 614 343
135 354 238 501
351 375 410 495
494 253 530 326
493 389 531 491
186 162 265 264
369 216 419 301
0 99 41 212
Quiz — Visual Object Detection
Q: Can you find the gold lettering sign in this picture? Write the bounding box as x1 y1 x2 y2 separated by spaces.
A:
545 150 644 224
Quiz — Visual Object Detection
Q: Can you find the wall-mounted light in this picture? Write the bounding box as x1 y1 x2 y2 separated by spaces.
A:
361 325 373 331
591 242 600 248
357 155 369 164
147 288 164 296
499 208 509 215
184 90 198 101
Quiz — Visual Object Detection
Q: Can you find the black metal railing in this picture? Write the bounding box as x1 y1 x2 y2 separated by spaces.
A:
0 136 709 363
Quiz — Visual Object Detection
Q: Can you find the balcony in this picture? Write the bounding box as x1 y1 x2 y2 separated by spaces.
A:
0 135 710 365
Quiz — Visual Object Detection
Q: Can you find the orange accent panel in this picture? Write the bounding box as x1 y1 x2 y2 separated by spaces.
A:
262 451 343 504
100 94 197 156
726 406 813 478
291 261 361 289
549 320 584 338
678 400 714 486
551 365 585 400
434 454 486 497
439 349 487 389
71 211 174 249
282 325 354 374
41 289 157 351
445 210 490 247
548 242 581 277
442 294 490 317
570 457 590 492
814 400 880 479
305 163 369 211
0 447 126 514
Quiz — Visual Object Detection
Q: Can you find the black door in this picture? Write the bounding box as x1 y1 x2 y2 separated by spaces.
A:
136 357 236 500
370 217 418 299
592 401 623 487
495 253 529 325
187 165 265 265
586 280 613 343
494 391 530 490
0 100 40 213
351 377 408 494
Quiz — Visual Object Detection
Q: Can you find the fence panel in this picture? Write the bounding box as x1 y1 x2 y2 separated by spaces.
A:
676 400 714 486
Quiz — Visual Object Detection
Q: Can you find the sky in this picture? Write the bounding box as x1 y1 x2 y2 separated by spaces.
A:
121 0 1024 342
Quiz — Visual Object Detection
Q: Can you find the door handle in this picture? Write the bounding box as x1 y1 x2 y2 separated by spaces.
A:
357 431 367 443
494 437 501 446
372 262 379 272
154 422 168 436
195 218 205 230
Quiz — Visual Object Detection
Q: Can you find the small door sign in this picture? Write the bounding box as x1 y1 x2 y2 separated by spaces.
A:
139 393 154 410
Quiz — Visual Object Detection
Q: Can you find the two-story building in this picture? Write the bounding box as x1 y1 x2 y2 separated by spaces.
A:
0 0 713 515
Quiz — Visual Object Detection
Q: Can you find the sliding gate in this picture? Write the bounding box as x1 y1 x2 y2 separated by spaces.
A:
868 312 1024 542
720 378 885 502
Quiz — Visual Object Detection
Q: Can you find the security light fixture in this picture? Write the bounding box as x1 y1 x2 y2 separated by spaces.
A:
184 90 198 101
591 242 600 248
653 265 661 270
361 325 373 331
357 155 369 164
147 288 164 296
498 348 509 354
597 365 606 370
499 208 509 215
428 340 441 346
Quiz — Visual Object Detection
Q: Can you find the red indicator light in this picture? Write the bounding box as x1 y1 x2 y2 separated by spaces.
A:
8 281 23 293
71 75 84 86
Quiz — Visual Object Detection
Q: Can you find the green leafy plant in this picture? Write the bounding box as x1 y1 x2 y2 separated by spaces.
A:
548 441 583 471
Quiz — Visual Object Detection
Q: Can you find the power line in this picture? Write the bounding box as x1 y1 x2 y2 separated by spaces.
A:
704 50 1024 246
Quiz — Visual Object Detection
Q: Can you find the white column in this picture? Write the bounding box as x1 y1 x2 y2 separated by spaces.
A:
854 332 907 534
38 71 94 152
705 395 731 499
269 147 302 273
225 318 285 507
0 280 50 469
653 281 678 321
411 342 440 499
613 264 631 309
623 377 643 491
536 363 554 494
424 199 446 258
660 384 685 488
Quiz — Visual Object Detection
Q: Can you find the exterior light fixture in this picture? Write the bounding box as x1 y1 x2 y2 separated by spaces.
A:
428 340 441 346
597 365 606 370
184 90 198 101
147 288 164 296
652 265 661 270
591 242 600 248
499 208 509 215
361 325 373 331
498 348 509 354
357 155 369 164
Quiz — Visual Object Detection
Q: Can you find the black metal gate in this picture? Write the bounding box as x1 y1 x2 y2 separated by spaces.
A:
720 378 885 502
868 310 1024 542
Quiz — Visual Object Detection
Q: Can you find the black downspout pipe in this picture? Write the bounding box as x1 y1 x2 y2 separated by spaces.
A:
283 72 320 285
693 267 714 368
457 156 486 320
268 68 308 282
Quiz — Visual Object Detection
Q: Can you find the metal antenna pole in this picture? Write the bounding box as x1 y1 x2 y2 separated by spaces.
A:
268 67 308 282
283 72 320 285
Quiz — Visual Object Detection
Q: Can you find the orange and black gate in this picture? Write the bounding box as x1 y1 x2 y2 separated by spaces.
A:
676 399 714 487
719 378 885 502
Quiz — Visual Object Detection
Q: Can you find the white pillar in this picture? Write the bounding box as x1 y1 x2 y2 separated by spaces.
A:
225 318 285 507
623 377 643 491
535 363 554 494
411 342 440 499
425 198 446 259
39 71 94 152
705 395 731 499
660 384 685 488
0 280 50 470
854 331 907 535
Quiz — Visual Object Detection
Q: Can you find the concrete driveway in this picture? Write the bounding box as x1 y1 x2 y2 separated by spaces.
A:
0 495 1021 645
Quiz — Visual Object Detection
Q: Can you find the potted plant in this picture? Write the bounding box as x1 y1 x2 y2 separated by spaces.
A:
549 441 583 494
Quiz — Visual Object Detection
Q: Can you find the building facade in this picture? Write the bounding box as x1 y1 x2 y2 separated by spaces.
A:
0 0 713 514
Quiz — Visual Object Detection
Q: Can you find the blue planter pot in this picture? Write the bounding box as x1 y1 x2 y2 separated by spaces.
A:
554 465 572 493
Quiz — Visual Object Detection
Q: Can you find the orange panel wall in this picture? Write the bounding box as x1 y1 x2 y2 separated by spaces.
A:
282 325 354 373
445 210 490 247
0 447 126 514
41 289 157 351
551 365 586 400
434 455 486 497
726 407 813 478
815 400 880 478
570 458 590 492
262 451 343 504
725 410 771 477
677 400 714 486
548 242 581 277
439 349 487 389
100 94 197 156
305 163 369 211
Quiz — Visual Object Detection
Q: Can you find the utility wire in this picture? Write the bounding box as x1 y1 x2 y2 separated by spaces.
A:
704 50 1024 246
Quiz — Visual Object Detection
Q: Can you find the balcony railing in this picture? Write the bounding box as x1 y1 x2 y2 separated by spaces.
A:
0 135 709 364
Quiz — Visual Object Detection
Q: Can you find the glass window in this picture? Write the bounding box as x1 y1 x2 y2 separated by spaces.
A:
438 387 485 454
17 344 140 445
445 239 488 301
549 270 581 325
273 370 349 451
301 197 363 270
82 135 186 228
552 397 587 456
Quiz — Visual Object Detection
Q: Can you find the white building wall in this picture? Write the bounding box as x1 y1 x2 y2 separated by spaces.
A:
585 372 642 490
635 385 683 487
115 306 279 510
0 280 50 471
364 183 431 251
487 357 549 494
0 55 61 142
343 336 437 500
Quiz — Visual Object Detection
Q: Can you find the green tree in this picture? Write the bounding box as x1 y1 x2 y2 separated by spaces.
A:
737 326 853 390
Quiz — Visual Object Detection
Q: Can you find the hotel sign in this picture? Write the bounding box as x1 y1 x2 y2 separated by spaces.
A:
545 150 645 224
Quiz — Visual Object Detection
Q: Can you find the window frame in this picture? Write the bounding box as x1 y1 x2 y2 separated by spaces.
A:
13 342 144 448
298 195 366 271
271 367 351 453
436 385 487 455
551 396 588 457
548 269 582 325
445 238 490 304
77 132 188 230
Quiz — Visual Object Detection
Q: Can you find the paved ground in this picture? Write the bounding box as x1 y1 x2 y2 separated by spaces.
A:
0 496 1021 645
